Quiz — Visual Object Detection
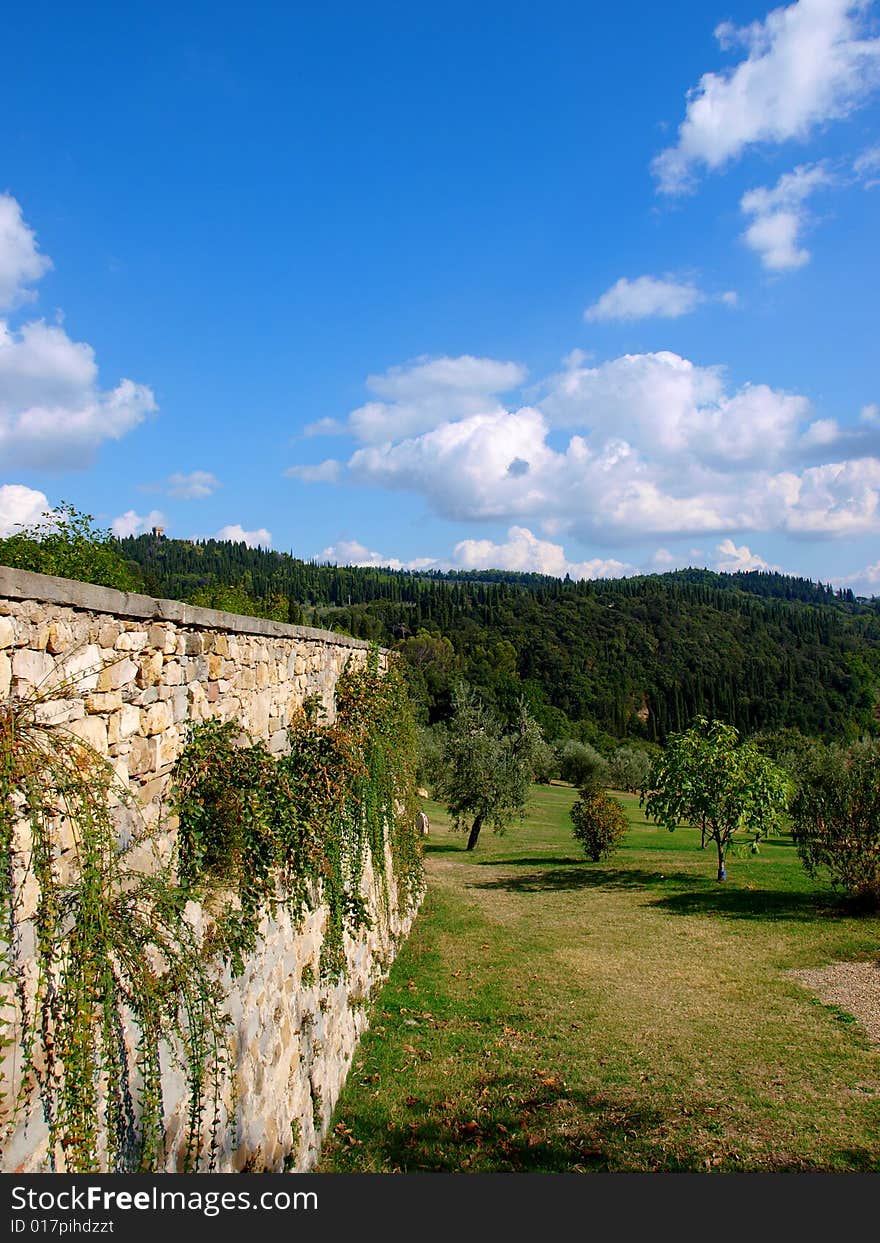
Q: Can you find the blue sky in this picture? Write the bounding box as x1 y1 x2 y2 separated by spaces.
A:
2 0 879 592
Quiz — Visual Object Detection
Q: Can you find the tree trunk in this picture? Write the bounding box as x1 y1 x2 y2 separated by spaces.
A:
715 836 726 882
466 814 484 851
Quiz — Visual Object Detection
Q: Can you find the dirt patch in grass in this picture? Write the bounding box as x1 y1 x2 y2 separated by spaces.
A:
790 960 880 1044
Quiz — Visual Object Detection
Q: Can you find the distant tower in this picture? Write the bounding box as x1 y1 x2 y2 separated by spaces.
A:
151 526 165 538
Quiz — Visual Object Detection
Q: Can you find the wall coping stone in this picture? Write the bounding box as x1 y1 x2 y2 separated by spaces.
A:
0 565 380 650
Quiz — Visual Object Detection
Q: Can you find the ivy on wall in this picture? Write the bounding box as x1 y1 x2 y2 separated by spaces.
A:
0 678 230 1173
0 644 422 1172
173 649 423 979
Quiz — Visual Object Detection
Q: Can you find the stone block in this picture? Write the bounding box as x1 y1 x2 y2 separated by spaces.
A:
115 630 148 652
0 616 15 649
12 647 54 687
147 624 168 650
85 691 123 714
97 623 121 648
46 622 73 654
142 701 171 736
97 657 139 692
136 651 163 688
67 715 109 755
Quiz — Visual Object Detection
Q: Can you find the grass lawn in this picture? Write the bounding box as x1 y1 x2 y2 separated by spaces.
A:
318 784 880 1172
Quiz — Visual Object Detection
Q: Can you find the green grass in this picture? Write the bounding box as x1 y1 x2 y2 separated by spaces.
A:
319 784 880 1172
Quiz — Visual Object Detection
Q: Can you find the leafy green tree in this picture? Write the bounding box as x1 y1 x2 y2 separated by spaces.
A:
188 581 288 621
608 746 652 794
530 736 558 784
642 717 790 881
0 502 140 591
791 741 880 907
557 738 608 789
433 682 544 850
571 788 628 861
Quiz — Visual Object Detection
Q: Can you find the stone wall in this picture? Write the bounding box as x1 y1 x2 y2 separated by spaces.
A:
0 566 421 1173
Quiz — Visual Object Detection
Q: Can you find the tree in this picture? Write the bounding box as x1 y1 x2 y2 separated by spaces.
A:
0 502 139 592
433 683 544 850
557 739 608 789
608 746 652 794
790 741 880 907
571 789 628 861
642 717 790 881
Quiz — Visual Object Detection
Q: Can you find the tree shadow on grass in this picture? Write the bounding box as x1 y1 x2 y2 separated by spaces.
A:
471 863 842 921
650 887 848 922
324 1071 877 1172
472 866 703 895
325 1074 668 1173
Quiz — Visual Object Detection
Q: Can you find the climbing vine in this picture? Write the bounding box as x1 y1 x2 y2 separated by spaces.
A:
0 679 231 1173
0 644 421 1172
174 649 423 980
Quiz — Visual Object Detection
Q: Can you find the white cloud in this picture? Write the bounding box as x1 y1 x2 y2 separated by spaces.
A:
860 402 879 423
450 526 634 579
834 558 880 595
714 538 780 572
303 417 344 437
165 470 219 499
585 275 705 321
0 194 52 310
214 524 272 548
654 0 880 193
0 196 155 469
740 163 833 269
0 483 51 536
761 458 880 535
540 350 809 467
318 354 527 444
284 459 342 483
317 538 436 570
111 509 166 538
854 143 880 185
343 347 880 542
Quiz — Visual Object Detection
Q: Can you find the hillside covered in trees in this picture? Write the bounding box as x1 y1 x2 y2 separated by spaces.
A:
105 533 880 746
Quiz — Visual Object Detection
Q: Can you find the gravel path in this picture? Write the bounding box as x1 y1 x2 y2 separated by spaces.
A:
790 960 880 1043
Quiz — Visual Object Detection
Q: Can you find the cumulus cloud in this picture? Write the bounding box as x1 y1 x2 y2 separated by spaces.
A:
214 524 272 548
834 558 880 596
653 0 880 194
0 194 52 310
0 483 51 537
317 538 436 570
450 526 634 579
311 354 527 444
111 509 166 538
341 347 880 542
0 320 156 469
0 197 155 469
585 275 705 321
740 163 833 270
714 538 780 572
540 350 810 467
165 470 220 499
284 459 342 483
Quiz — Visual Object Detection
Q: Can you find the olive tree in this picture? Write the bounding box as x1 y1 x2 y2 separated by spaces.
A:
434 683 544 850
642 717 790 882
791 741 880 907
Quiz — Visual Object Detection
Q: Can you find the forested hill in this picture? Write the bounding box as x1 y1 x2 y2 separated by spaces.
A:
116 533 880 744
